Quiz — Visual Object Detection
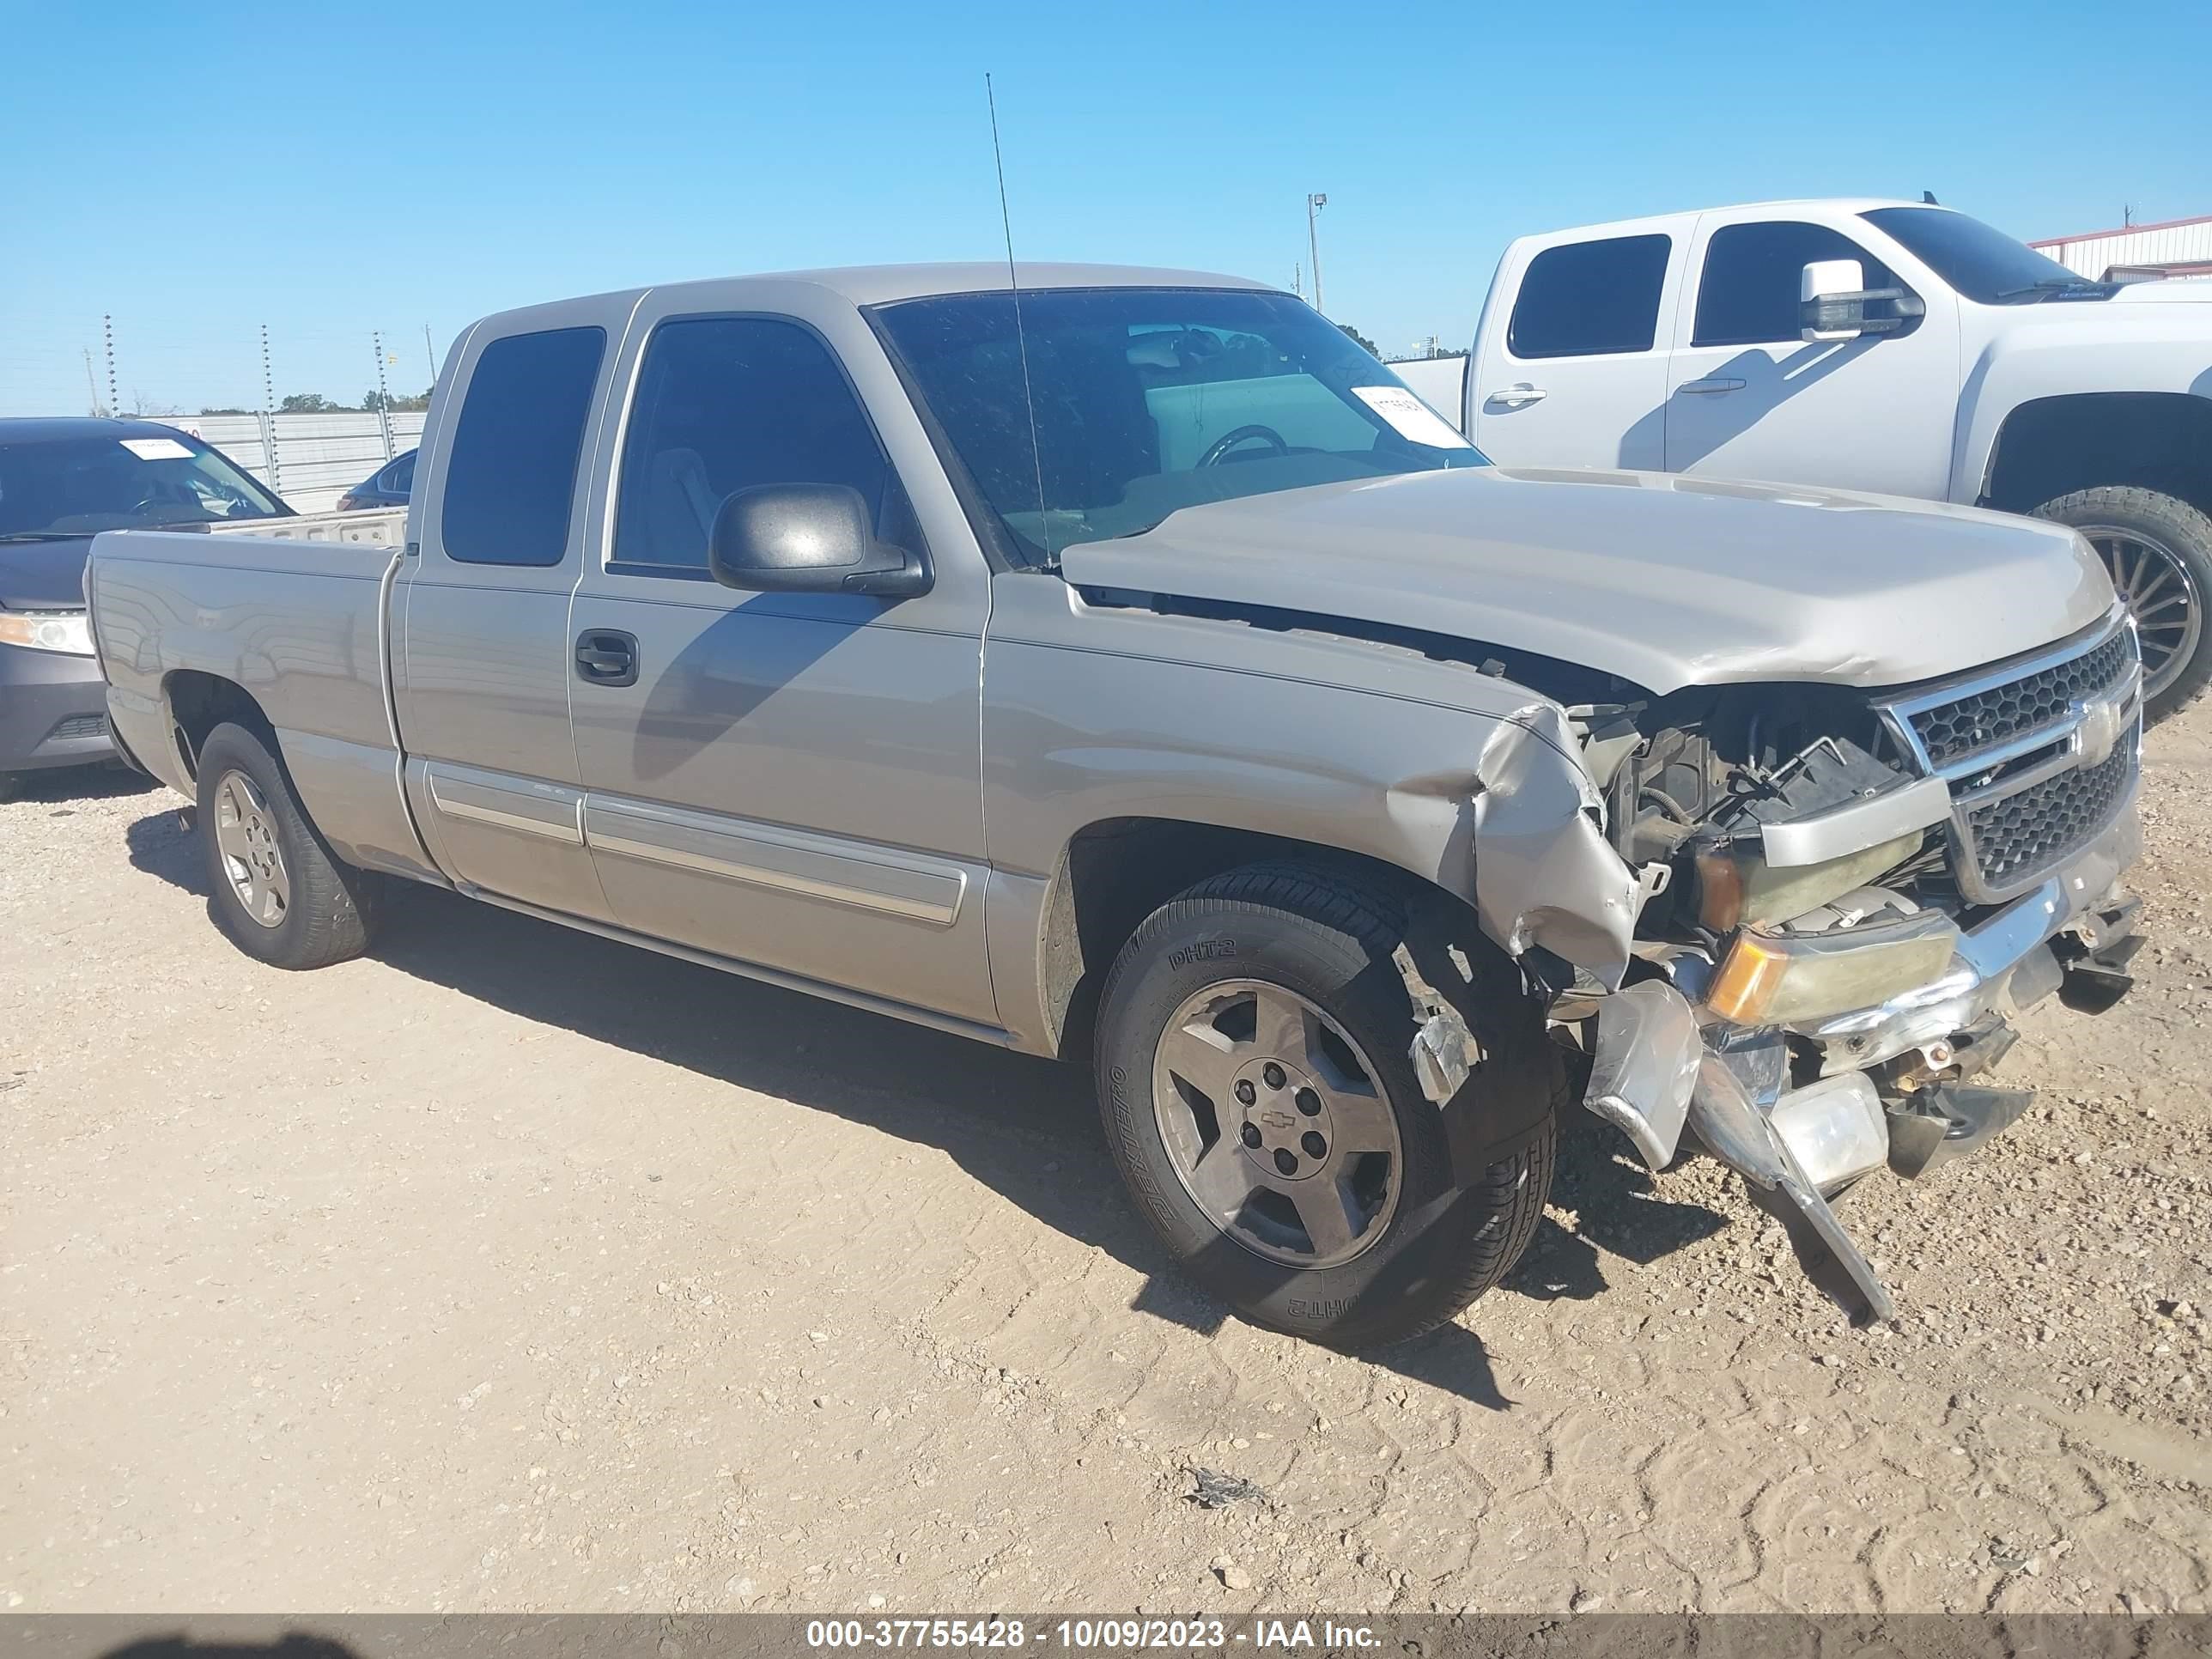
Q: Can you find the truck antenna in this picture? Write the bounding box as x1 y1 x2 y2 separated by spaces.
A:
988 72 1054 568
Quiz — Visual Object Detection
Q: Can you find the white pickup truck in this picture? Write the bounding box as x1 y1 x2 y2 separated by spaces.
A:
1394 198 2212 715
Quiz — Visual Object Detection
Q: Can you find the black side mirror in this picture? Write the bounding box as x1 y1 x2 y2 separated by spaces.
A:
708 483 930 599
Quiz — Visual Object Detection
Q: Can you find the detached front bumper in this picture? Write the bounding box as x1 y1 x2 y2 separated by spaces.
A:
0 641 112 775
1583 807 2144 1326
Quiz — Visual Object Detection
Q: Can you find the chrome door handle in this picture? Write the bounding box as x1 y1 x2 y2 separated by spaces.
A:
1485 383 1548 407
1677 377 1747 395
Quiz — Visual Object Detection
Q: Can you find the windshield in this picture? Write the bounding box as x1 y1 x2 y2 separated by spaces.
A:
1861 207 2109 304
0 432 290 538
872 287 1485 561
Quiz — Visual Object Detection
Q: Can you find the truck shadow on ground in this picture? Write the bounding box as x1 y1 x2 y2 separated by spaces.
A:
127 810 1732 1412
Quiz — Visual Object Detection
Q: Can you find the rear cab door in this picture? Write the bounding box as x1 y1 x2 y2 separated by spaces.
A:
1468 216 1688 470
1661 206 1960 496
393 295 631 921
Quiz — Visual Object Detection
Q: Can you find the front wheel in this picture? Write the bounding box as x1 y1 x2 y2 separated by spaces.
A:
1094 863 1558 1350
2033 486 2212 720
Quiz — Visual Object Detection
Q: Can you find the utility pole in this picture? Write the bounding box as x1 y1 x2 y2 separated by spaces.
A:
422 322 439 389
260 324 283 495
1305 193 1328 314
372 331 396 459
103 315 118 422
82 349 102 416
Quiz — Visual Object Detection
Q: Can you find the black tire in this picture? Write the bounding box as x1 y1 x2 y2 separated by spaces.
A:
2033 486 2212 721
1095 862 1559 1350
195 721 381 969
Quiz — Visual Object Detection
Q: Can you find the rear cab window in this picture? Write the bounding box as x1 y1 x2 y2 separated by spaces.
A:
1508 234 1673 359
441 326 606 567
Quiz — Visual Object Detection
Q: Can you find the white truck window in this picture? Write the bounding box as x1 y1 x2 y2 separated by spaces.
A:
1507 234 1671 360
441 326 605 568
1692 222 1904 348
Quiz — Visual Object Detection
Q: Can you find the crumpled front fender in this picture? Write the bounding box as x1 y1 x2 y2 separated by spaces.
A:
1468 703 1643 988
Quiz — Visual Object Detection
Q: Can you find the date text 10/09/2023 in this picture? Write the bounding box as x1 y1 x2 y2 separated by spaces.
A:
803 1620 1382 1650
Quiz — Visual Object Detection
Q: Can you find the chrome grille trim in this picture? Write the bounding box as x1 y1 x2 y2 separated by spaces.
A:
1875 605 2142 904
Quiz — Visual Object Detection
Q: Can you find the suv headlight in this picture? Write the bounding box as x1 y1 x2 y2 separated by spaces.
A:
0 606 94 655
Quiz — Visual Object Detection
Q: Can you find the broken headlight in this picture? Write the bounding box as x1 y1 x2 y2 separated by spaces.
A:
1693 830 1926 933
1705 905 1960 1025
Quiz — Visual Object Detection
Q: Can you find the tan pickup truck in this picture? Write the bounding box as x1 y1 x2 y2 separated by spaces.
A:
87 263 2146 1346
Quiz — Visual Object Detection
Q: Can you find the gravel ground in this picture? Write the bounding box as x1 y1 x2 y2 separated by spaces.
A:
3 712 2208 1616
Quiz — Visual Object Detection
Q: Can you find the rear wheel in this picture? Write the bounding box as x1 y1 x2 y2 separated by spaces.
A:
1095 863 1558 1350
2033 486 2212 720
195 721 381 969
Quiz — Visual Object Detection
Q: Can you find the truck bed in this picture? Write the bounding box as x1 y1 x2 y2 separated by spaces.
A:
88 524 425 878
206 505 408 546
1390 357 1468 431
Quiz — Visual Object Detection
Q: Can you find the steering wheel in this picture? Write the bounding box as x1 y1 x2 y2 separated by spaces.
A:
1198 424 1290 467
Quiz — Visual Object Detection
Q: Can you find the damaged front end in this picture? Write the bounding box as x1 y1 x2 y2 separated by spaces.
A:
1536 605 2148 1324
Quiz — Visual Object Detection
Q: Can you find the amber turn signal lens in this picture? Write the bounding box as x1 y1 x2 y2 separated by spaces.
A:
1706 913 1960 1025
1694 848 1746 933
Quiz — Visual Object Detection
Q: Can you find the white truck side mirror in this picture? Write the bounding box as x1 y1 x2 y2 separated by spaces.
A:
1799 259 1925 343
1801 260 1869 341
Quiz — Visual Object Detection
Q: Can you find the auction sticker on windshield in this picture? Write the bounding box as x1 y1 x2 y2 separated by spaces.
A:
1352 386 1472 449
118 437 193 460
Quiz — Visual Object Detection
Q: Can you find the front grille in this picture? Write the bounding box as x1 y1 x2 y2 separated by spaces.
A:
1965 741 2133 891
1881 612 2141 904
1907 628 2132 770
46 714 108 743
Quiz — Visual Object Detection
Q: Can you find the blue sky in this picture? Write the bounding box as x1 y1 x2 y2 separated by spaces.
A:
3 0 2208 416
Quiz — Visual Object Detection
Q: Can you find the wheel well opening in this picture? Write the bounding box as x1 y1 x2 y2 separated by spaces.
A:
1984 392 2212 516
164 671 271 782
1037 817 1434 1063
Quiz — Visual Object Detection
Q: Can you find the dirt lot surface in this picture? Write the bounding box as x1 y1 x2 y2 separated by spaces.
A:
4 715 2209 1619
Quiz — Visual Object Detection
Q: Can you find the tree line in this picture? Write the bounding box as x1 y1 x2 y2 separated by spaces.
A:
198 389 434 416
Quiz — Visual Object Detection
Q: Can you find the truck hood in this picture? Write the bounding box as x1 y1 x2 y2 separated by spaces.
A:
2094 278 2212 307
1056 466 2113 696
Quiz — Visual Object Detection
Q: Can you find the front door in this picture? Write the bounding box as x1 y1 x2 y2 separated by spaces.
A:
565 295 997 1026
1662 212 1960 499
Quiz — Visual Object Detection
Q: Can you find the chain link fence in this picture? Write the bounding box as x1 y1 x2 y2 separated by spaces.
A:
161 411 429 514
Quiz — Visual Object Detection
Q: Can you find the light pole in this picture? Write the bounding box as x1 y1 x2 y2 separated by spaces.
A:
1305 193 1328 313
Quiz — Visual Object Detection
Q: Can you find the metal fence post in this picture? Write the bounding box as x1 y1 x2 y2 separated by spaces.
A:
373 331 395 462
259 325 283 496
